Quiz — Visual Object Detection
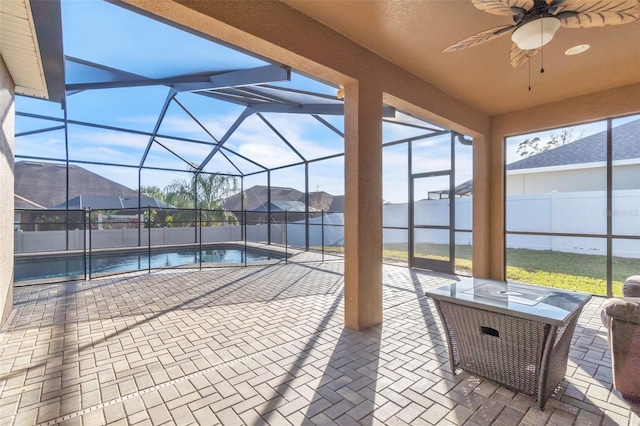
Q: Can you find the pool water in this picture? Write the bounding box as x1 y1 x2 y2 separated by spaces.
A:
15 248 282 282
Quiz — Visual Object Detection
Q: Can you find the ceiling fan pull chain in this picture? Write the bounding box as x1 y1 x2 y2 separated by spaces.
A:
540 19 545 74
528 57 532 91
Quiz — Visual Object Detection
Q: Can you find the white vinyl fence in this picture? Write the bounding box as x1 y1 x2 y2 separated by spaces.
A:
14 190 640 258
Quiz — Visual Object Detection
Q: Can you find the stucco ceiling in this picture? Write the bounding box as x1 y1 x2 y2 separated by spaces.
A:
282 0 640 116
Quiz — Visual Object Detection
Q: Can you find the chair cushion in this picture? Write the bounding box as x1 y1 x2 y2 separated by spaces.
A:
603 297 640 325
623 276 640 297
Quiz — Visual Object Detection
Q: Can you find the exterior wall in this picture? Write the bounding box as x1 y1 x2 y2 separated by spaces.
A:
508 164 640 195
507 168 607 195
0 57 15 328
612 163 640 190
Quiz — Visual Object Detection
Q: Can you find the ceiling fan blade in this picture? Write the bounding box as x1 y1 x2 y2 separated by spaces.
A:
559 10 640 28
443 25 515 53
555 0 640 15
472 0 534 16
510 43 540 68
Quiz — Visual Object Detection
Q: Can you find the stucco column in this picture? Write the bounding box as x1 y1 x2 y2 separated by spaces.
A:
0 56 15 328
472 135 489 279
472 131 505 281
344 80 383 331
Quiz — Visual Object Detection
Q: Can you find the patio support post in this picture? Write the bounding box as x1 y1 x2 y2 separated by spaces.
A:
344 80 383 331
472 134 500 279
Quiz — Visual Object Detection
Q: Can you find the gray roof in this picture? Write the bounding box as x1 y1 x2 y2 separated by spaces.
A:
15 161 140 208
54 195 169 210
223 185 341 212
15 161 165 209
507 119 640 171
428 180 473 198
329 195 344 213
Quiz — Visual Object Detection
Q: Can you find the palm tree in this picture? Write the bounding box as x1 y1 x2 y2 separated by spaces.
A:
164 172 239 226
140 185 165 201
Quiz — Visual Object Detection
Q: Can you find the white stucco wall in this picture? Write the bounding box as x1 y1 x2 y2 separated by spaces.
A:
0 56 15 327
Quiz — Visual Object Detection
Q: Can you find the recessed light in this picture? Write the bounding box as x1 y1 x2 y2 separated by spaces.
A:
565 44 590 56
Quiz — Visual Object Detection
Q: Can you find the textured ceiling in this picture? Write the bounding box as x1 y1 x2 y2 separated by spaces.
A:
282 0 640 116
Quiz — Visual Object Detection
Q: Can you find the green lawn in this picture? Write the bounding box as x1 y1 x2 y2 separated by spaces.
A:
380 243 637 296
315 242 637 296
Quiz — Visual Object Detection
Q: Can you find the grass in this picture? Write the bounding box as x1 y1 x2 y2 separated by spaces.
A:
317 243 640 296
324 242 637 297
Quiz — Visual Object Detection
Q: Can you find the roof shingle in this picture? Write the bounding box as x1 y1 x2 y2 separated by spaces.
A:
507 119 640 171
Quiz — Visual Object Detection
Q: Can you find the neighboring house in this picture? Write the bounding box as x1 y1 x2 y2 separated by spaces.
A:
328 195 344 213
223 185 343 213
54 195 169 210
13 195 45 231
507 119 640 195
253 200 311 213
435 120 640 197
15 161 166 209
427 180 473 199
250 200 318 224
14 161 167 230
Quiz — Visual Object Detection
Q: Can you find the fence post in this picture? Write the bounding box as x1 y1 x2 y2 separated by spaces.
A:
550 191 559 252
199 208 202 271
244 210 248 267
285 210 288 264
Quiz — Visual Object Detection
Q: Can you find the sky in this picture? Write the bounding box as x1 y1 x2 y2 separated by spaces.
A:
13 0 637 205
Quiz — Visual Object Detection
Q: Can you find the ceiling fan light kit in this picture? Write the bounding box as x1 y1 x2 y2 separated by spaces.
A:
511 17 560 50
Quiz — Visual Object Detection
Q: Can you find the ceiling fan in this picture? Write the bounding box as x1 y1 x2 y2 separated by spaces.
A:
443 0 640 68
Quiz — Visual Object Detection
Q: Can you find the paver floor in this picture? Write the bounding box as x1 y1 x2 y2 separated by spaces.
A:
1 255 638 425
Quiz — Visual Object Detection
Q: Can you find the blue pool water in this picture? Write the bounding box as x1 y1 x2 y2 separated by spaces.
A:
15 248 282 282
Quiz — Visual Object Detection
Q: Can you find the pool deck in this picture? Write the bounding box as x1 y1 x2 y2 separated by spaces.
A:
1 253 638 425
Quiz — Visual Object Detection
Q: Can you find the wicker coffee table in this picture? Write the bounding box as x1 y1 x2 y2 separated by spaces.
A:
425 278 591 409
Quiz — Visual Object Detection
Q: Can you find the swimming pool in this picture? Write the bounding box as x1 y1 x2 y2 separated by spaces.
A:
14 247 284 282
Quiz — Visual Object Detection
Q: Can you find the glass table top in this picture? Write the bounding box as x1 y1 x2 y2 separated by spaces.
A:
425 278 592 325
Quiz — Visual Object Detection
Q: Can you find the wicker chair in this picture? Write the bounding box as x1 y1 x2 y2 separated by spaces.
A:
601 276 640 402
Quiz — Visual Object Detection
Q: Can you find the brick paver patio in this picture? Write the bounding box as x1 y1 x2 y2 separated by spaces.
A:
1 255 638 425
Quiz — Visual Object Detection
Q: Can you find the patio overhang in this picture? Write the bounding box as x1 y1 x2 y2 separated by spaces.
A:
0 0 65 102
